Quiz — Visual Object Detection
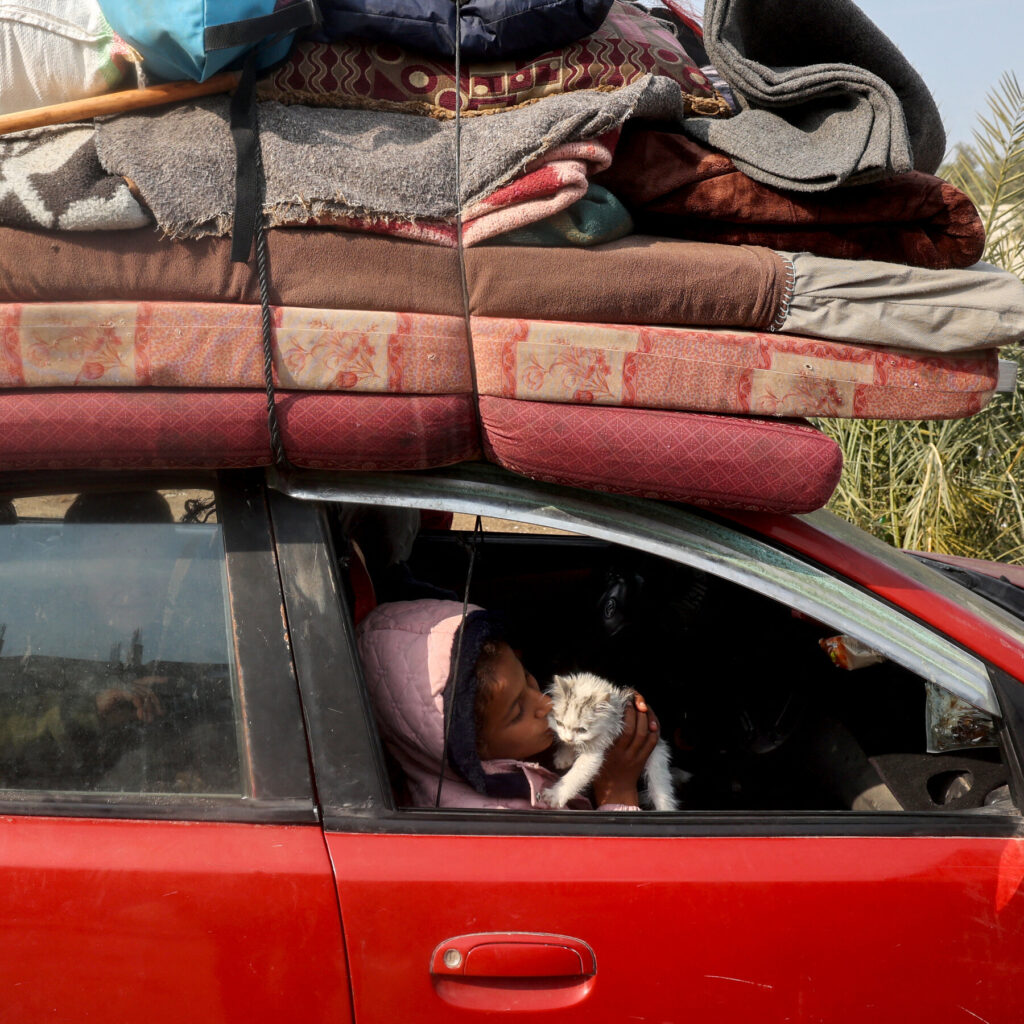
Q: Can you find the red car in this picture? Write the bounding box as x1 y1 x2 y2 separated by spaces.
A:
1 461 1022 1023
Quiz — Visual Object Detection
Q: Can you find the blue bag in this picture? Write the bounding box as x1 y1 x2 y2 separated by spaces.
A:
97 0 320 82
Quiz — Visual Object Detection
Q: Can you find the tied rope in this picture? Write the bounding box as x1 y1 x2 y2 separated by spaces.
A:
230 48 289 468
452 0 485 446
253 139 288 467
435 515 484 808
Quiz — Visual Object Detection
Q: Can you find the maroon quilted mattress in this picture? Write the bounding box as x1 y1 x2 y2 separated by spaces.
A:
0 390 479 472
0 388 844 513
479 397 843 512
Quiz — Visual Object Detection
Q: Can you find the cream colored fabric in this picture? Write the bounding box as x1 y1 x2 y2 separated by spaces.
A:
782 252 1024 353
0 1 127 115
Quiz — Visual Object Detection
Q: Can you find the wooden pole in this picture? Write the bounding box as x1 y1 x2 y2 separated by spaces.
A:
0 72 241 136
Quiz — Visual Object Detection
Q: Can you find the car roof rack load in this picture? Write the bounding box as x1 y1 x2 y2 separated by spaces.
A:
0 0 1019 514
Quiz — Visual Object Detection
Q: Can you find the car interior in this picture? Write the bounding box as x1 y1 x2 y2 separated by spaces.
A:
331 505 1016 816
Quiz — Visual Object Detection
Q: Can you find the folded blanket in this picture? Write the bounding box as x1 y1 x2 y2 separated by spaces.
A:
0 120 615 246
95 76 687 238
685 0 946 191
596 127 985 269
485 184 633 247
0 124 148 232
307 136 618 247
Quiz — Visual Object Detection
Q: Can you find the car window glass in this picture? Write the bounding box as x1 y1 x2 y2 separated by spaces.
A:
0 489 242 796
332 501 1013 816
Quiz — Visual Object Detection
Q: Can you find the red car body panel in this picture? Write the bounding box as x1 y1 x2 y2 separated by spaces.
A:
327 831 1024 1023
4 480 1024 1022
0 816 353 1024
728 511 1024 683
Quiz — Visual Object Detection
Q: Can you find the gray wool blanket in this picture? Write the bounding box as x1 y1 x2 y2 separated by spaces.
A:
95 76 687 238
684 0 946 192
0 124 148 232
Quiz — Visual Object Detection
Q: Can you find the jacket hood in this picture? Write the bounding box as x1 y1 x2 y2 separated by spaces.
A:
357 599 528 805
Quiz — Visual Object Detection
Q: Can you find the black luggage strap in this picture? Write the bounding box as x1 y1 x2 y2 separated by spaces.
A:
205 0 321 52
229 51 260 266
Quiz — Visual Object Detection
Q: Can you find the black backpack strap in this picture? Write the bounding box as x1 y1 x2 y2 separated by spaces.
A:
229 50 260 265
205 0 321 52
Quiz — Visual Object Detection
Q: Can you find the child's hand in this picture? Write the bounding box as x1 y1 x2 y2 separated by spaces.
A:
592 693 659 808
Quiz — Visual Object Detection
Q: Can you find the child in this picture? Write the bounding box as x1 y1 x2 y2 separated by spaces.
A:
357 599 659 809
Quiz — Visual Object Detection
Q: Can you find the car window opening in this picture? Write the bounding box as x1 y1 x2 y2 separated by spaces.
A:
330 503 1015 816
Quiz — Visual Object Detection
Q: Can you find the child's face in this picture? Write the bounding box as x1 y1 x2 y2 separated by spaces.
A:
476 643 555 761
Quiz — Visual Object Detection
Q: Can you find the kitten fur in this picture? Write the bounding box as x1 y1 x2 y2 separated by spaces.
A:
542 672 678 811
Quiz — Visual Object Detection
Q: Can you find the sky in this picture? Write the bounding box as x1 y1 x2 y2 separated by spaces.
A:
817 0 1023 154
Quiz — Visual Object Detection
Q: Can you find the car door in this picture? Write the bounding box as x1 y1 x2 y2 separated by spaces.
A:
0 472 352 1024
270 466 1024 1024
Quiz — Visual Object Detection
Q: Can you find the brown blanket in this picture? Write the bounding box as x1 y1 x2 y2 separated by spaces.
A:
0 227 786 329
595 127 986 269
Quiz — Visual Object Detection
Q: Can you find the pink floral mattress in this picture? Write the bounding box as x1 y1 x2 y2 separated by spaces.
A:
471 318 999 420
0 302 999 420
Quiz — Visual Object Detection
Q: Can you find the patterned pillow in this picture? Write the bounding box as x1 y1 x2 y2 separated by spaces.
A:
256 1 728 118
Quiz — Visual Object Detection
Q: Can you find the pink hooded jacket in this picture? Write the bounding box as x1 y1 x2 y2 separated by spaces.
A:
357 599 569 809
359 599 638 811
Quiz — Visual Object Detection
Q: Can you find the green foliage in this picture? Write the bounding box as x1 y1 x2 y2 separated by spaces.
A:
818 73 1024 561
944 72 1024 279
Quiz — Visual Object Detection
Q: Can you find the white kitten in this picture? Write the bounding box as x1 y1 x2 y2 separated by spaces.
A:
542 672 678 811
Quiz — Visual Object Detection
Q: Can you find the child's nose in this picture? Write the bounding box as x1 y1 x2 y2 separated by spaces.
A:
539 695 553 716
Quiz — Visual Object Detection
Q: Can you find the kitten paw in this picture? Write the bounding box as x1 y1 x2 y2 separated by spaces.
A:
539 786 567 809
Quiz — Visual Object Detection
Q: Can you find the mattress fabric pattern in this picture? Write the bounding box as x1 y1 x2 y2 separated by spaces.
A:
0 302 998 421
479 396 843 513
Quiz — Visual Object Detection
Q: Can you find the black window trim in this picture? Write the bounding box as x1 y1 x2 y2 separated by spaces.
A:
268 488 391 818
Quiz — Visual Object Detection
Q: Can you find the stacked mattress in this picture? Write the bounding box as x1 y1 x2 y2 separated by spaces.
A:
1 1 1022 513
